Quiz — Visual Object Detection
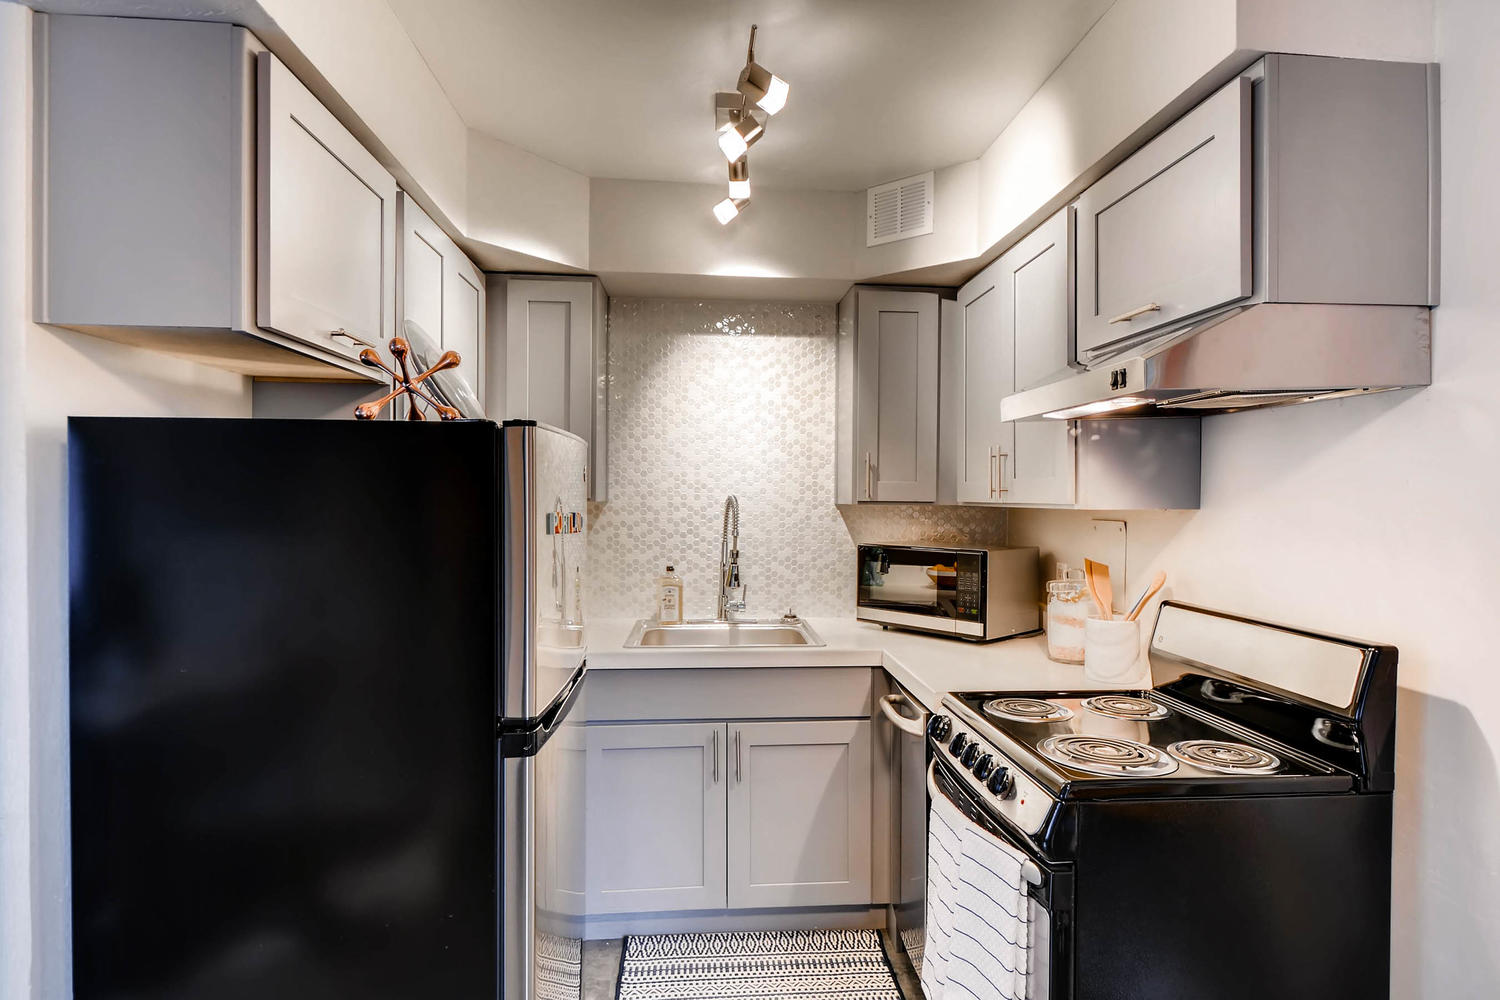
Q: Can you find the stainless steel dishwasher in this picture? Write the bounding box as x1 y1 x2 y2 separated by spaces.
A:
878 681 930 982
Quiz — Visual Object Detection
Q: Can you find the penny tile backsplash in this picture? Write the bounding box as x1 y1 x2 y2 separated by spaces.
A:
587 297 1008 620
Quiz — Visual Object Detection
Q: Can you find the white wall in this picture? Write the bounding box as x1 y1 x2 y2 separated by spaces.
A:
0 8 253 997
466 129 590 269
1009 0 1499 989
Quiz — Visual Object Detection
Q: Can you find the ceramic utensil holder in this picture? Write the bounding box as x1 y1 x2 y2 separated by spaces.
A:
1084 614 1141 684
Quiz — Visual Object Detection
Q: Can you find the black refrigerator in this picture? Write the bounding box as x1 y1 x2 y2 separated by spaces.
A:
68 417 590 1000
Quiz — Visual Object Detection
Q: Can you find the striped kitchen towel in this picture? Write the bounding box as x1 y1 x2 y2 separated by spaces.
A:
920 783 967 1000
948 818 1032 1000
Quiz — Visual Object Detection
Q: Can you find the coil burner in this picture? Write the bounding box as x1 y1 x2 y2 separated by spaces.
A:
983 697 1074 724
1081 694 1170 721
1037 734 1178 777
1168 740 1282 775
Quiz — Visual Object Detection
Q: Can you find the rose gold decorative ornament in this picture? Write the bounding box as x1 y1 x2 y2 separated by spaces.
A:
353 337 463 421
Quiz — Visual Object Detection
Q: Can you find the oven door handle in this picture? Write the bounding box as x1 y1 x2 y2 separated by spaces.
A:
928 759 1043 887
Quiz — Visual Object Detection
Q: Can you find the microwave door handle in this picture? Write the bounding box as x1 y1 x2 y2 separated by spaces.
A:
927 760 1043 887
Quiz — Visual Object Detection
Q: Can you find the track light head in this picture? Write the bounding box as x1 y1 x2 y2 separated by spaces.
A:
713 196 749 225
728 158 751 200
716 111 763 163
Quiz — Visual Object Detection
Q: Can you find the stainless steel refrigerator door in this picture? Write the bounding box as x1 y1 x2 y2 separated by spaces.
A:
502 673 589 1000
502 422 590 722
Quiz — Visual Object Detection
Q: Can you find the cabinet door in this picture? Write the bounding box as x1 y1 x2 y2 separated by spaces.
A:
1074 77 1251 361
1002 210 1076 506
506 279 595 439
953 268 1012 504
855 290 938 502
727 720 872 908
257 53 397 365
399 193 485 400
585 724 727 914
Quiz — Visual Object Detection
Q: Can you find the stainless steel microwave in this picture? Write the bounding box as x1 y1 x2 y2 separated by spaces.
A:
856 544 1041 641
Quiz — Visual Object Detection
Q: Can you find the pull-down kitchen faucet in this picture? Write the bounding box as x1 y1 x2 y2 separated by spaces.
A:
716 495 748 621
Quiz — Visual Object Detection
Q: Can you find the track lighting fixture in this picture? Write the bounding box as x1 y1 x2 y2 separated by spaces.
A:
728 158 751 200
710 25 787 223
713 197 749 225
737 25 790 116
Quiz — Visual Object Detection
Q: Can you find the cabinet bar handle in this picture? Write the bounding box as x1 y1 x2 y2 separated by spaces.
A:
735 729 742 783
989 447 998 499
997 452 1008 495
712 729 719 783
1107 302 1161 325
864 452 873 501
330 328 377 349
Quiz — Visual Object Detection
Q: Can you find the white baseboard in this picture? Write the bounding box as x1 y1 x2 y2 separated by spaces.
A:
583 905 886 940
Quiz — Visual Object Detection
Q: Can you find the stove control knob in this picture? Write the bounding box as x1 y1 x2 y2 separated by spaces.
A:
972 754 996 780
987 766 1016 800
960 743 982 769
948 732 969 757
927 715 953 741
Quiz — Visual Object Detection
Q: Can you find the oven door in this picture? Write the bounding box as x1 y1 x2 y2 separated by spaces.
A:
928 754 1074 1000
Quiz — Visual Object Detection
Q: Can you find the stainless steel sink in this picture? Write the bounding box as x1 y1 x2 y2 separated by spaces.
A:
624 618 825 648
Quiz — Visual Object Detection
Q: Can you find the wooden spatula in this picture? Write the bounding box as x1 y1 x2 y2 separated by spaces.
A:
1084 558 1113 619
1126 571 1167 622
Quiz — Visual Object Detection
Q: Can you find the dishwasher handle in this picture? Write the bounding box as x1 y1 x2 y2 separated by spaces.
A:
879 692 928 737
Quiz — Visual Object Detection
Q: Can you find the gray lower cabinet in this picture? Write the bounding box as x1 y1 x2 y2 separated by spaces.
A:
582 715 875 917
836 288 941 503
727 720 873 908
584 723 727 914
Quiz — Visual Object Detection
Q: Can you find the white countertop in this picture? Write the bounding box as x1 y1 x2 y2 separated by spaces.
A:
584 617 1146 713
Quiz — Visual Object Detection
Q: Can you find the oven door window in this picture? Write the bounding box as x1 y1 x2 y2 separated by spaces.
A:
858 547 983 623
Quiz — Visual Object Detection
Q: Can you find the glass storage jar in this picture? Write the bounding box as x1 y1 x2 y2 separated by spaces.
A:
1046 576 1089 664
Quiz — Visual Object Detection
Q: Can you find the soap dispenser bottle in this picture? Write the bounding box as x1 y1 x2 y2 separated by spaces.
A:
657 565 684 625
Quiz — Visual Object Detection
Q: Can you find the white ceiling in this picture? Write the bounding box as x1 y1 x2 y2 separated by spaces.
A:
383 0 1116 192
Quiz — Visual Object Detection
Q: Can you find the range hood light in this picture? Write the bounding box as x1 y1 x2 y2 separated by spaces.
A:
1043 396 1152 420
717 113 763 163
713 196 749 225
728 158 751 200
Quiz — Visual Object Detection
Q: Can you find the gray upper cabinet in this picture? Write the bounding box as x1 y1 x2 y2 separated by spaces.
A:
951 210 1075 507
35 14 378 382
1004 212 1077 505
492 276 609 500
398 193 485 403
836 288 940 503
727 720 872 909
257 52 397 368
952 268 1011 504
1075 77 1253 362
1074 55 1436 366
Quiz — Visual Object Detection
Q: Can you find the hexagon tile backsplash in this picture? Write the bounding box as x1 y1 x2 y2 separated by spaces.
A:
587 297 1007 621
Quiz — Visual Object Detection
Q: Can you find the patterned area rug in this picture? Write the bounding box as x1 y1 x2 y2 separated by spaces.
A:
615 929 903 1000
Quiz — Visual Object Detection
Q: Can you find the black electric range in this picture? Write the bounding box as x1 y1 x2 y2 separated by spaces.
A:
923 601 1398 1000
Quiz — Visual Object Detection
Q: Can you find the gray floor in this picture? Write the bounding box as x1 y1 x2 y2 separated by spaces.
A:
580 932 922 1000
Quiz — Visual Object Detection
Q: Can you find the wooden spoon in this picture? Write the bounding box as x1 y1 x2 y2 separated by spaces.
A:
1125 571 1167 622
1084 558 1113 619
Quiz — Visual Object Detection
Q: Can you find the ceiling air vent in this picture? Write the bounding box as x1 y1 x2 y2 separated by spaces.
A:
866 171 934 247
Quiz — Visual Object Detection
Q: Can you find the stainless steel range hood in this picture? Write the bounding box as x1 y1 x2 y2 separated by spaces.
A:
1000 303 1432 421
